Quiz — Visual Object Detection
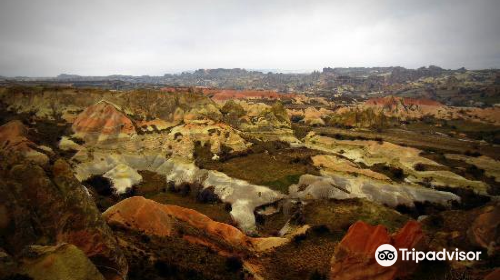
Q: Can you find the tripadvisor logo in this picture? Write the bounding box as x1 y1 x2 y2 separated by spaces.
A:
375 244 482 267
375 244 398 267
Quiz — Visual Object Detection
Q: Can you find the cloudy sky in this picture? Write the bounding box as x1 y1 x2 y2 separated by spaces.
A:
0 0 499 76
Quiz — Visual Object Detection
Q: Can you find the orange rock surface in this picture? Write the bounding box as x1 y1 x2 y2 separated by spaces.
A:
330 220 426 280
103 196 288 253
0 120 49 164
72 101 136 142
0 120 33 153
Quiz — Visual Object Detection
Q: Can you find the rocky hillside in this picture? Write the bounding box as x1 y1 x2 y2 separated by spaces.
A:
298 95 500 129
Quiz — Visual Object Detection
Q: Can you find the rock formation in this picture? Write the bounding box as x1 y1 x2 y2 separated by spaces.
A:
74 153 284 233
445 154 500 183
200 89 290 102
330 220 426 280
0 120 50 164
103 196 289 253
312 154 390 181
167 120 250 159
331 95 500 126
305 132 489 194
72 100 136 143
289 174 459 208
103 163 143 194
0 158 128 280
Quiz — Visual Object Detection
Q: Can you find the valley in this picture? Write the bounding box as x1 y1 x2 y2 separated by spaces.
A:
0 77 499 280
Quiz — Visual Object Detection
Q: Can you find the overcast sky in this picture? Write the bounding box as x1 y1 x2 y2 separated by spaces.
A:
0 0 499 76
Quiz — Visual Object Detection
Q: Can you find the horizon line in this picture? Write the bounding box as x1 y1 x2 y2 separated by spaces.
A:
2 65 500 79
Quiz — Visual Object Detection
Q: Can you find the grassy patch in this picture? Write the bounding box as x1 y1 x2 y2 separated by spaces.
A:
138 170 233 224
261 174 302 194
291 123 313 140
302 198 409 233
148 192 233 225
114 228 245 280
196 141 320 193
259 231 339 280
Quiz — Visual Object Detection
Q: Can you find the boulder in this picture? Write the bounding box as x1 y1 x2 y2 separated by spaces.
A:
330 221 426 280
0 159 128 280
18 244 105 280
0 120 49 164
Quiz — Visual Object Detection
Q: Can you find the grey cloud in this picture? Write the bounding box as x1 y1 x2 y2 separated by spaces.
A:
0 0 499 76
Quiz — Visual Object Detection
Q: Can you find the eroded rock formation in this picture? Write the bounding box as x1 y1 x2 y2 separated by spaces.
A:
330 220 426 280
0 158 128 280
103 196 289 253
72 101 136 143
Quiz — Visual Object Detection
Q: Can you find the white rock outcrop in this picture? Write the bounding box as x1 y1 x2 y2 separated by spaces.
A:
103 163 143 194
289 174 460 208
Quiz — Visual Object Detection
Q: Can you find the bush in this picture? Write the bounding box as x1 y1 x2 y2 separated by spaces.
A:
309 270 327 280
197 186 220 203
465 165 485 178
391 167 404 180
225 256 243 272
311 224 330 235
83 175 113 196
292 233 307 244
154 260 178 277
464 150 481 157
414 163 426 171
178 183 191 196
291 115 305 123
